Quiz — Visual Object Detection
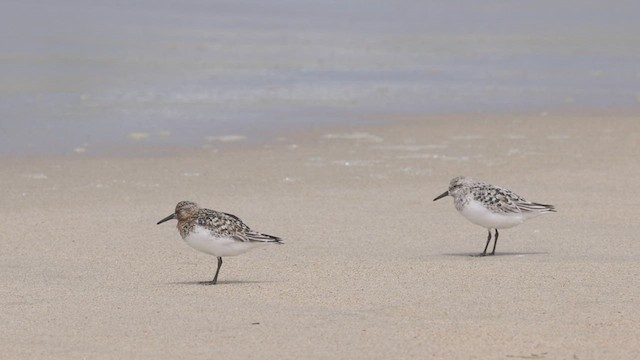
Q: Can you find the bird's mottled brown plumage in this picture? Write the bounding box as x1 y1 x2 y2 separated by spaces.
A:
157 200 282 285
174 201 282 243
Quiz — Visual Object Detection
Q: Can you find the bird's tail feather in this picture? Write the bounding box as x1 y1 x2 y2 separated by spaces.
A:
246 231 284 244
521 202 556 213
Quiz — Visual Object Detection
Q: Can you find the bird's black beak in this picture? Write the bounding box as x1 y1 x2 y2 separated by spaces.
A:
433 191 449 201
157 213 177 225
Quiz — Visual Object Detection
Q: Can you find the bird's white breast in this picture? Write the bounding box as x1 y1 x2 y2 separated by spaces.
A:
184 226 264 257
459 199 525 229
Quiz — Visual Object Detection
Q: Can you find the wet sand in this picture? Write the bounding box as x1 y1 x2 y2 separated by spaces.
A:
2 111 640 358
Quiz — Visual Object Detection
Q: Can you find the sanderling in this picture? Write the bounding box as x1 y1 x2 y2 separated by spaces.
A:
433 176 555 256
157 201 283 284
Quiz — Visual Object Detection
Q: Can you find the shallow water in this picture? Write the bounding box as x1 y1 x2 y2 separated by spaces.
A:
1 0 639 154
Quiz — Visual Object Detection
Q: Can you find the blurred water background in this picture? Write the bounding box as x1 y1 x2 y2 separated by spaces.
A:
1 0 639 154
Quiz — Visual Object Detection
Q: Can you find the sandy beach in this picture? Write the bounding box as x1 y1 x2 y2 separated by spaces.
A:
2 111 640 358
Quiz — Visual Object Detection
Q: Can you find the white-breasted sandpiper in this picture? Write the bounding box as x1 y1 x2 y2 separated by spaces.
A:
434 176 555 256
157 201 283 284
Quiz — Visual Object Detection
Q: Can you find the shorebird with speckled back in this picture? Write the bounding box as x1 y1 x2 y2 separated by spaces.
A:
157 201 283 284
433 176 556 256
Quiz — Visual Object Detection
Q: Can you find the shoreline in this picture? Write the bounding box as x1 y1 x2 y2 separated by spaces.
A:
3 107 640 158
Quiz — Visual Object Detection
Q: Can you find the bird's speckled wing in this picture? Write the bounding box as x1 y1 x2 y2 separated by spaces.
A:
196 209 282 243
195 209 250 235
471 183 555 214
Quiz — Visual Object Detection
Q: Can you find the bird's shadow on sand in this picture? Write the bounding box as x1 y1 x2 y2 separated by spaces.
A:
442 251 549 257
170 280 275 286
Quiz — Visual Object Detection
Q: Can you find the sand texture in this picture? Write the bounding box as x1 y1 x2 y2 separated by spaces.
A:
2 112 640 359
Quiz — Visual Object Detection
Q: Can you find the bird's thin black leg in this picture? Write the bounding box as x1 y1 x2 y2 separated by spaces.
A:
211 257 223 285
491 229 499 255
479 229 492 256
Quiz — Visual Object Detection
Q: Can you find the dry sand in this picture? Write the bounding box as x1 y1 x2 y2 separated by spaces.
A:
2 111 640 359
